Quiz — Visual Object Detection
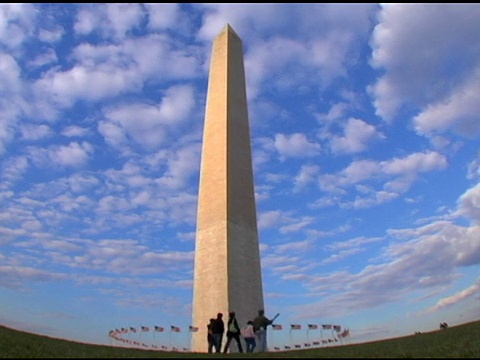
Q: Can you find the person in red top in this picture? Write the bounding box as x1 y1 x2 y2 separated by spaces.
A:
241 320 256 353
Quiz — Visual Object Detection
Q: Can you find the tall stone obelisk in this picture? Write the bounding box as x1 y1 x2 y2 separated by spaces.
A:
191 24 264 352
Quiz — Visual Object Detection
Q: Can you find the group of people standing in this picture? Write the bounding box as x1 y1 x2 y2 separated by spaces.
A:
206 309 275 354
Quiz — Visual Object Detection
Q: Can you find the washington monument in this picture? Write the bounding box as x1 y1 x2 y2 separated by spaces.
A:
191 24 264 352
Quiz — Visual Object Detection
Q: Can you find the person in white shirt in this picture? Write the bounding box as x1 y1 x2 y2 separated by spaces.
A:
241 320 256 353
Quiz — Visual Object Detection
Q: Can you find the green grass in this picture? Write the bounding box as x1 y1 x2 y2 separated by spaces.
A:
2 320 479 358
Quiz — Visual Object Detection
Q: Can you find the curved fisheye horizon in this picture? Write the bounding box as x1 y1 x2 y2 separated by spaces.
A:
1 3 480 352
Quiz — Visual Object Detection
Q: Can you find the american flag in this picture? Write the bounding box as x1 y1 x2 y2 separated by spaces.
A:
290 324 301 330
308 324 318 330
189 325 199 332
171 325 181 332
322 324 332 330
272 324 283 330
154 326 164 332
141 326 149 332
333 325 342 332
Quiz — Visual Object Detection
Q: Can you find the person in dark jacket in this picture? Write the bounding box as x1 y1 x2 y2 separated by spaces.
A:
223 311 244 353
252 309 273 352
210 312 225 353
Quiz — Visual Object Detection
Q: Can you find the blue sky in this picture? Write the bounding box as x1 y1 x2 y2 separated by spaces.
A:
1 3 480 351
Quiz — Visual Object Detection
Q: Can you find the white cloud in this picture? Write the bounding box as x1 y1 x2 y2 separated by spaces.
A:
155 143 200 190
145 3 182 30
38 27 64 43
102 85 196 149
47 141 94 167
413 65 480 138
257 210 285 230
34 65 140 108
0 265 66 290
455 183 480 224
382 151 447 175
274 133 320 159
74 4 144 39
428 280 480 312
28 48 58 68
61 125 89 138
98 121 127 150
293 164 320 192
330 118 383 155
20 124 52 140
0 3 36 49
318 151 447 206
1 155 28 182
0 53 24 154
371 4 480 122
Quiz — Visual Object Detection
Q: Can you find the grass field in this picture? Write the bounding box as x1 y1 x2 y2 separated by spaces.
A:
1 320 479 358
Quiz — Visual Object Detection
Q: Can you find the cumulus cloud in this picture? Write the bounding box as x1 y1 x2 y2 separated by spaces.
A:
455 183 480 224
319 151 447 206
370 4 480 125
329 118 383 155
74 3 144 39
294 164 320 192
20 124 52 140
49 141 94 167
0 3 36 49
145 3 183 30
274 133 320 159
27 142 94 168
101 85 196 150
61 125 89 138
413 66 480 138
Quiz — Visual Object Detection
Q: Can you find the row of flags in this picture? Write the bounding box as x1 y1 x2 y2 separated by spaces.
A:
110 324 348 335
109 325 199 336
272 324 343 332
273 338 341 350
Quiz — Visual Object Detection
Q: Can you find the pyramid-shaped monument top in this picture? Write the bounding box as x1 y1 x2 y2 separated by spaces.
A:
218 23 241 40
